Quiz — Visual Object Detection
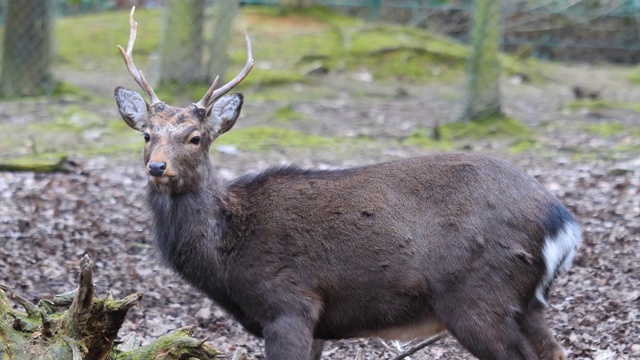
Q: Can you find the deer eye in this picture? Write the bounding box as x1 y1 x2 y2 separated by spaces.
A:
189 136 201 145
144 133 150 142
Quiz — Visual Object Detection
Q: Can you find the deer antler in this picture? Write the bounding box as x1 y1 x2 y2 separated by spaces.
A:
117 6 161 105
195 32 255 111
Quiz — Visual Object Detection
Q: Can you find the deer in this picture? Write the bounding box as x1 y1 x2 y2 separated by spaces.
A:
114 8 581 360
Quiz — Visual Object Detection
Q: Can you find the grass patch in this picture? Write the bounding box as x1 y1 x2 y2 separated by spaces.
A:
26 106 106 133
154 68 308 104
402 117 534 152
269 105 307 123
586 122 625 137
440 115 530 139
565 99 640 113
0 152 70 165
403 124 454 150
629 70 640 85
237 68 308 88
51 5 549 91
55 8 163 70
286 6 363 28
215 126 340 151
508 138 539 154
51 82 90 97
248 8 545 83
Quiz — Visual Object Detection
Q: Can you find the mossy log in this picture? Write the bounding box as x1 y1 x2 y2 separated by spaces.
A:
0 157 78 173
0 255 219 359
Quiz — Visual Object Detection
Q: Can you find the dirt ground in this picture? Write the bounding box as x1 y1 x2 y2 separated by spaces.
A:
1 63 639 359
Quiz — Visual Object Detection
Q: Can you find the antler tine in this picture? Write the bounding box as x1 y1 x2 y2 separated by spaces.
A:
194 76 220 110
117 6 161 105
196 31 255 110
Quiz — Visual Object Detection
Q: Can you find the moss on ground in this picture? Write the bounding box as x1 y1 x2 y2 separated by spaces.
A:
269 105 308 123
50 5 549 97
402 124 454 150
586 122 625 137
55 9 163 71
400 116 537 153
439 115 530 139
215 126 342 150
565 99 640 114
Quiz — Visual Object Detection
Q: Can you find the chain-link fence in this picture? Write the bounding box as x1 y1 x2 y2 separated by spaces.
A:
0 0 638 99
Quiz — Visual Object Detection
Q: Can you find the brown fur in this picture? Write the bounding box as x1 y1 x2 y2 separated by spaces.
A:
115 86 579 360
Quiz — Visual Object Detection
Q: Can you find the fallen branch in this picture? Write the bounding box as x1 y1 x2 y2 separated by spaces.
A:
390 333 448 360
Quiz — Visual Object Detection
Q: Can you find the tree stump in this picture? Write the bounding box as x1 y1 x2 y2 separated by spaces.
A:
0 255 219 359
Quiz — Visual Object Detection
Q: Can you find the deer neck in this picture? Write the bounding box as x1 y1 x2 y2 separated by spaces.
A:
146 160 230 291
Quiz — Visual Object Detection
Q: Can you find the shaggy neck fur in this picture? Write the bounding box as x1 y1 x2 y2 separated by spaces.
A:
146 159 229 297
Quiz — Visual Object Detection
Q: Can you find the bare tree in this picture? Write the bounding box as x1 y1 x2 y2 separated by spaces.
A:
460 0 503 121
0 0 55 97
207 0 240 84
158 0 207 86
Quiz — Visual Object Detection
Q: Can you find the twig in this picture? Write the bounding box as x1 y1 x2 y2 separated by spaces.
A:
231 348 248 360
390 333 448 360
355 347 363 360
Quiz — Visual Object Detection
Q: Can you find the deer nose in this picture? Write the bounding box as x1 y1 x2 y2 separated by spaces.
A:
148 162 166 177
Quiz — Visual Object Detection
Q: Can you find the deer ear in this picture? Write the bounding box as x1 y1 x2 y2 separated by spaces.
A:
114 86 149 132
209 93 243 136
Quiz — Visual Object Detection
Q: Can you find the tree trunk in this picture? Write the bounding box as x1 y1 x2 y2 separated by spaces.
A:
158 0 207 86
460 0 503 121
0 255 219 359
207 0 240 84
0 0 55 97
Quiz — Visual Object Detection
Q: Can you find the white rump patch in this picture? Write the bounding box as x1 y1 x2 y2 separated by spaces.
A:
535 221 582 306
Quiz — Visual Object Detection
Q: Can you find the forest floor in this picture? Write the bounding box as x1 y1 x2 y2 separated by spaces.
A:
1 7 640 360
1 61 639 359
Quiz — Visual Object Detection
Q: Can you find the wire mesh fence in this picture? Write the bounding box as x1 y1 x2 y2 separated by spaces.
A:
0 0 637 100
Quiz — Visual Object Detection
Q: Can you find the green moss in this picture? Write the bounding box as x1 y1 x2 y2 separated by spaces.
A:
107 118 135 133
287 29 346 71
55 9 163 70
215 126 340 150
586 122 625 136
269 105 306 123
500 55 549 84
111 327 219 360
565 99 640 113
291 6 362 28
440 115 530 139
154 68 308 103
50 82 87 97
508 138 539 154
403 125 454 150
564 99 609 112
614 143 640 153
52 5 546 89
27 106 105 133
0 152 70 166
629 71 640 85
104 293 142 312
402 116 538 153
82 141 141 157
238 7 498 83
238 68 308 88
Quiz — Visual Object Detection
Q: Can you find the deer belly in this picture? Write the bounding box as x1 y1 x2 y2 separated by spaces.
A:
357 317 446 342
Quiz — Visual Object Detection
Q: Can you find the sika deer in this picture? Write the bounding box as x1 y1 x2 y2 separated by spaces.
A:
114 8 581 360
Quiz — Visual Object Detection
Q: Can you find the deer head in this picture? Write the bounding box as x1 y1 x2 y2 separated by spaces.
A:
114 7 254 194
